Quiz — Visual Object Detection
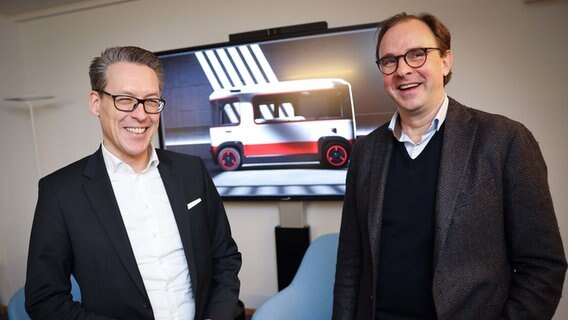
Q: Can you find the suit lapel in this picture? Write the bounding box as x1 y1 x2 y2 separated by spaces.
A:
82 149 148 298
434 99 477 267
157 151 198 293
367 128 393 270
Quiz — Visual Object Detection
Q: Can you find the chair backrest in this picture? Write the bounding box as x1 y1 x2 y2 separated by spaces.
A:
252 233 339 320
7 276 81 320
7 287 27 320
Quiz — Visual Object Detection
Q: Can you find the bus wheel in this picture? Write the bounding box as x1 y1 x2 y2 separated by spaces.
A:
218 147 241 171
323 143 349 168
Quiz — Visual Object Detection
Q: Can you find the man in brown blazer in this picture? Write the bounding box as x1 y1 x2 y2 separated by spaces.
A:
333 12 566 320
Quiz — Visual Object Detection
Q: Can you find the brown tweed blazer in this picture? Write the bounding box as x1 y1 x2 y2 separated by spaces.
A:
333 98 566 320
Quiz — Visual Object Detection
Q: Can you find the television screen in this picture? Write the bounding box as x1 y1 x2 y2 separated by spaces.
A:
156 21 396 200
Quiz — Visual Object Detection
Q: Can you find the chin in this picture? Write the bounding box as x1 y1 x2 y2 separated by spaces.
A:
124 143 151 155
396 100 423 112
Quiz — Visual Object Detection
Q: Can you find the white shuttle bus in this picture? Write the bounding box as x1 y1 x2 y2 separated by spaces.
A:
209 78 356 171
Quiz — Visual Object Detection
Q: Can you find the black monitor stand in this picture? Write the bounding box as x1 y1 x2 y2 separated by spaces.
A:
274 201 310 290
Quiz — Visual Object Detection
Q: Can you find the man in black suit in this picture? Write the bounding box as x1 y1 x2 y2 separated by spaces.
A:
25 46 241 319
333 12 566 319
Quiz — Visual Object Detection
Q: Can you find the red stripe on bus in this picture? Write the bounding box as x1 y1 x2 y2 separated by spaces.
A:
244 141 319 156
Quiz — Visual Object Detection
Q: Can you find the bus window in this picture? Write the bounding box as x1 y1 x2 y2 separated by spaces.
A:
252 87 351 123
212 99 241 126
295 89 350 120
258 103 276 121
253 96 306 123
280 102 295 117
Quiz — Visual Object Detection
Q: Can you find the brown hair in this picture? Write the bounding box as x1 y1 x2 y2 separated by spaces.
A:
376 12 452 85
89 46 164 93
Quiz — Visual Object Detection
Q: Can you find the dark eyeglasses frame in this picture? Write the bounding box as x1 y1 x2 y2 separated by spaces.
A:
100 90 165 114
376 47 442 75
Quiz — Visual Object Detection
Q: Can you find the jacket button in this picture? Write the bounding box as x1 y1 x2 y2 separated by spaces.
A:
370 294 374 300
142 303 150 309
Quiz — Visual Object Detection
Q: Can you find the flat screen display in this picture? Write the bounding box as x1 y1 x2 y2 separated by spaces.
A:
157 22 396 200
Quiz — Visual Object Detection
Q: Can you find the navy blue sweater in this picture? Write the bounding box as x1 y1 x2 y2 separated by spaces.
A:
375 128 443 320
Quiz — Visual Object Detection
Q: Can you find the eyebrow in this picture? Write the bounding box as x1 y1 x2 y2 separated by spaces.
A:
379 47 426 58
113 91 161 99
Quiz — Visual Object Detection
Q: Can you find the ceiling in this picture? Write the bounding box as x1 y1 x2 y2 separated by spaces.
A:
0 0 554 21
0 0 135 22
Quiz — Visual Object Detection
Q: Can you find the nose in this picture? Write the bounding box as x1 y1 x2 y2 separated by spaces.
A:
130 102 149 119
395 56 413 76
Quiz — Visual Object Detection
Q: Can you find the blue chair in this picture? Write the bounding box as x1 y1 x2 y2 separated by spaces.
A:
7 276 81 320
252 233 339 320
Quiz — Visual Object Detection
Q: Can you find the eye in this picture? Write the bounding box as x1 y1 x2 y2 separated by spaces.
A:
380 56 397 67
406 49 426 61
115 96 136 105
145 99 162 111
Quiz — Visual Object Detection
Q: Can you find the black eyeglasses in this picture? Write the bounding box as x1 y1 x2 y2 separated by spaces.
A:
100 90 165 114
376 47 442 75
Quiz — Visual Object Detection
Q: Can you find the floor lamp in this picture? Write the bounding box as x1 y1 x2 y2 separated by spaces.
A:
3 95 55 178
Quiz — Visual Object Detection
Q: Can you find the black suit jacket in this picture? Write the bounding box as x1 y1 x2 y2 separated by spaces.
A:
333 98 566 319
25 148 241 319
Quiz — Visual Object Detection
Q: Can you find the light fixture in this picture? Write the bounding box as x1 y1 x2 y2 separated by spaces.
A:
4 95 55 178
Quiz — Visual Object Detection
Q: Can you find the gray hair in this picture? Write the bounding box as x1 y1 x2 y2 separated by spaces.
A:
89 46 164 93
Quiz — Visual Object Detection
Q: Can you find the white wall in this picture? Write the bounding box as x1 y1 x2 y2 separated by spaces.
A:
0 0 567 317
0 14 31 306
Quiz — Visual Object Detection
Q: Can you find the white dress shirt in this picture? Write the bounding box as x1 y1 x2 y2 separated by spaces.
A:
388 94 449 159
102 144 195 320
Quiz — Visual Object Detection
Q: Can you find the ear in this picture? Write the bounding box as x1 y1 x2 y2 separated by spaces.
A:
441 49 453 77
89 91 101 116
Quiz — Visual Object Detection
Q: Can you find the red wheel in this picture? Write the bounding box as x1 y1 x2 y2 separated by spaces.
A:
218 147 241 171
323 143 349 168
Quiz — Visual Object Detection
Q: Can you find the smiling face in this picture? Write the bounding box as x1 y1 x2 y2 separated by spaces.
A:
378 19 452 117
89 62 161 170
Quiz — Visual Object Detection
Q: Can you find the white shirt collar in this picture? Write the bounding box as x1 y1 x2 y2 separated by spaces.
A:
388 93 449 136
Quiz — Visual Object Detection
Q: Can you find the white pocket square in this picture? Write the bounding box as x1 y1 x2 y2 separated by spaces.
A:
187 198 202 210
